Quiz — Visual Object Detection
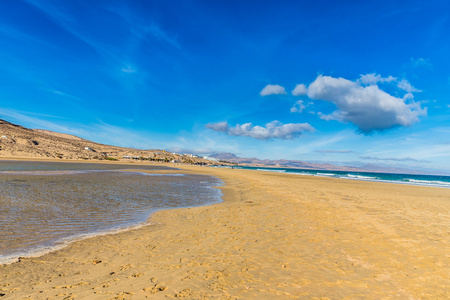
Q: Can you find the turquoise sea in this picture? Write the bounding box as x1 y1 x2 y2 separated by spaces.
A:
0 161 222 264
238 166 450 189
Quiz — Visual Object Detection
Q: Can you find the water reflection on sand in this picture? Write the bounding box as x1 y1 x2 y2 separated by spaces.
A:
0 162 222 264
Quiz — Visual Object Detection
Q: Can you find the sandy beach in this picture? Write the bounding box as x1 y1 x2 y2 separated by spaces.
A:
1 165 449 299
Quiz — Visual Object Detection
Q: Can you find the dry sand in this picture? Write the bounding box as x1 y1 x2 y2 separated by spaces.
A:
1 165 449 299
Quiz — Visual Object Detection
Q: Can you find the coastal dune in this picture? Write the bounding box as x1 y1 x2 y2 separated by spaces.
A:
1 166 449 299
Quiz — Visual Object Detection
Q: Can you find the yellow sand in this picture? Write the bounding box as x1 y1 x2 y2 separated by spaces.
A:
1 165 449 299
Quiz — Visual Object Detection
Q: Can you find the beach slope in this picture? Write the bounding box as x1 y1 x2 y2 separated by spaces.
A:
1 166 449 299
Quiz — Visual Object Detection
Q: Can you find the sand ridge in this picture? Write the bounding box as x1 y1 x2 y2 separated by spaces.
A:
0 165 449 299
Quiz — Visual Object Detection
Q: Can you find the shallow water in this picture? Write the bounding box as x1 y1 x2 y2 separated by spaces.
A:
0 161 222 264
0 160 175 172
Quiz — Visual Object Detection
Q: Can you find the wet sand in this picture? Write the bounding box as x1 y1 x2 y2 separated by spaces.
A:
1 165 449 299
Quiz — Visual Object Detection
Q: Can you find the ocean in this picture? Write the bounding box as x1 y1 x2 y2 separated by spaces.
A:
0 161 222 264
238 166 450 189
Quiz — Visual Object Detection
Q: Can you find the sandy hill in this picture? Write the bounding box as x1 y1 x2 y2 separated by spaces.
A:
33 129 87 141
0 119 215 165
0 119 143 160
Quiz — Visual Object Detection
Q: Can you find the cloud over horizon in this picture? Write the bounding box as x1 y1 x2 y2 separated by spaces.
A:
360 156 430 163
304 75 427 133
260 84 287 96
206 120 314 140
165 147 214 155
315 150 353 153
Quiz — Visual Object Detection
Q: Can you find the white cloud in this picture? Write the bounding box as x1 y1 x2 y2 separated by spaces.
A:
306 75 427 133
260 84 286 96
359 73 396 85
292 84 307 96
206 120 314 140
290 100 306 113
397 79 421 93
205 121 228 132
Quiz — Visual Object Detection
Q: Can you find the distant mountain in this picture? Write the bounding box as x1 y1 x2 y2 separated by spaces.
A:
210 153 362 171
209 152 439 175
209 153 239 160
357 164 432 175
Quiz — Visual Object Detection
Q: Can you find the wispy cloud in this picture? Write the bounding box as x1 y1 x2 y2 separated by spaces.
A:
315 150 353 154
290 100 306 113
90 121 154 149
410 57 432 68
0 107 153 149
165 147 214 155
0 107 77 134
294 129 356 155
290 100 313 113
101 1 181 49
397 79 421 93
260 84 286 96
358 73 396 85
24 0 179 77
121 65 137 73
206 120 314 140
360 156 430 163
46 89 82 101
24 0 124 67
0 24 52 47
144 23 181 49
167 131 242 158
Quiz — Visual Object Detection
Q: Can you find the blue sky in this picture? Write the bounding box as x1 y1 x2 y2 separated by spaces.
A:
1 0 449 173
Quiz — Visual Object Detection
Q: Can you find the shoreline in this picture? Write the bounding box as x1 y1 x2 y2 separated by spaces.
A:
0 165 223 266
243 166 450 189
1 164 449 298
2 157 449 189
